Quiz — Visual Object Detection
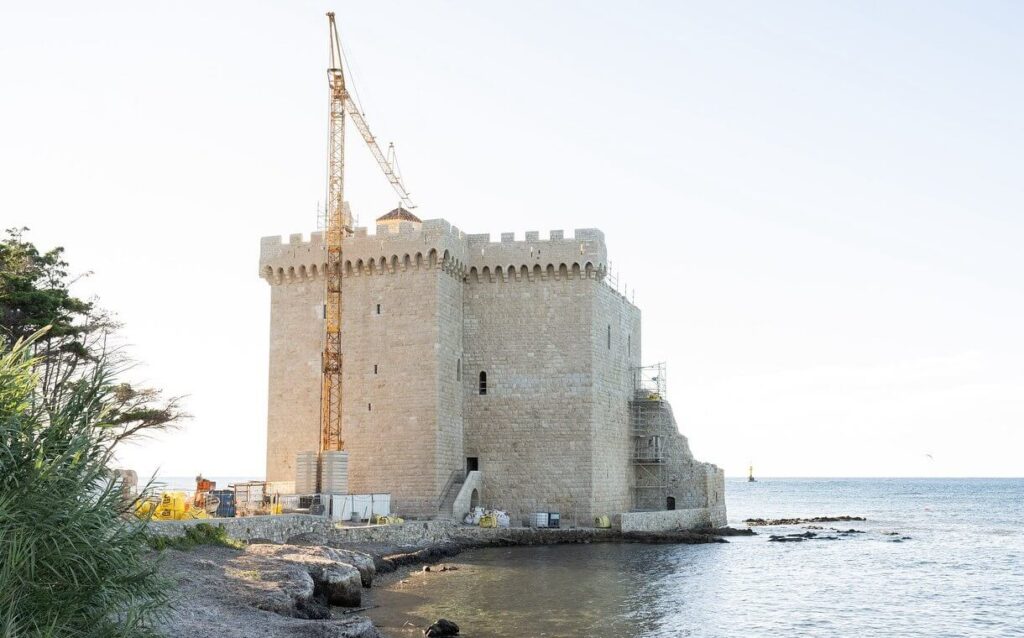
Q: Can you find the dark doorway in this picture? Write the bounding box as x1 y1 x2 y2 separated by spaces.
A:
666 496 676 511
466 457 479 473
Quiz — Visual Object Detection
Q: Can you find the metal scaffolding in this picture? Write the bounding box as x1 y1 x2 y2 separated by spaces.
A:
630 363 667 511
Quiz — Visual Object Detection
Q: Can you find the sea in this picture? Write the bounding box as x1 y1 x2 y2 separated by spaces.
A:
364 478 1024 637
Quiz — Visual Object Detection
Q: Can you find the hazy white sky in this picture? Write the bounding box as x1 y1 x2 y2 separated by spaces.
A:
3 2 1021 478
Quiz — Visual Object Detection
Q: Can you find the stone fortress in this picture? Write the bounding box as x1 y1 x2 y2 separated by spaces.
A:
259 208 725 528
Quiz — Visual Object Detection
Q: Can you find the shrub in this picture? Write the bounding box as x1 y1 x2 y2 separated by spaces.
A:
0 336 171 636
147 523 244 551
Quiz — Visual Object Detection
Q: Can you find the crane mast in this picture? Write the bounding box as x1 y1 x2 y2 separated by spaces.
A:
320 12 347 454
320 12 415 455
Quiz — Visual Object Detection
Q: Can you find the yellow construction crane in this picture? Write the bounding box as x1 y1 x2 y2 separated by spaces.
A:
321 12 415 455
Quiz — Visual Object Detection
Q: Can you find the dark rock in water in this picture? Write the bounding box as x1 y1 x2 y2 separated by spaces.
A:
769 532 818 542
745 516 866 526
622 530 728 544
424 618 460 636
701 526 756 537
769 531 849 543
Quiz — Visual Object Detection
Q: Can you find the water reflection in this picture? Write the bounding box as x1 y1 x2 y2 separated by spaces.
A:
365 479 1024 637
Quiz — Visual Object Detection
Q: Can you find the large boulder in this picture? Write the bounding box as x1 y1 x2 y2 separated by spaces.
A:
247 544 363 607
320 547 377 588
285 535 378 588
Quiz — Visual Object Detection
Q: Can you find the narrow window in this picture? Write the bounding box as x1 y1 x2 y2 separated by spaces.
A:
628 335 631 356
456 358 461 381
479 371 487 395
374 364 378 374
376 303 381 315
368 403 372 412
607 325 611 349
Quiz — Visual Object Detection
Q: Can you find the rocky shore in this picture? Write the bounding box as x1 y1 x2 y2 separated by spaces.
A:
743 515 866 526
156 523 750 637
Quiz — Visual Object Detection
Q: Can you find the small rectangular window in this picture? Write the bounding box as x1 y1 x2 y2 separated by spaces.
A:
368 403 372 412
376 303 381 315
607 325 611 349
479 371 487 395
374 364 378 374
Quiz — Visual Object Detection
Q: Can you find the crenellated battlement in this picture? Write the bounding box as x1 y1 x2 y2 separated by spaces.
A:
464 227 607 283
259 219 608 285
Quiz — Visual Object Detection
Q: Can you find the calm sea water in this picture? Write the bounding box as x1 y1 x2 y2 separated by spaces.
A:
365 478 1024 637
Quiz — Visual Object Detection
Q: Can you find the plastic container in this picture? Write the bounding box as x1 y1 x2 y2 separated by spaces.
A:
211 490 235 518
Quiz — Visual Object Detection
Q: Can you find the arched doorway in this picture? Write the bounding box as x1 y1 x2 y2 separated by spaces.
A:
470 488 479 510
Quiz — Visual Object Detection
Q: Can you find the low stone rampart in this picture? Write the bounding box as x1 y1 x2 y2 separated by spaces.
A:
147 515 458 545
619 506 728 533
147 514 333 543
149 507 727 546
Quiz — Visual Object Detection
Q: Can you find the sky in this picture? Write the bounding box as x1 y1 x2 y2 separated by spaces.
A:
2 1 1022 478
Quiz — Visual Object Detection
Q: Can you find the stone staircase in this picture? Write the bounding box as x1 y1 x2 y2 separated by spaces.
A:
437 470 465 520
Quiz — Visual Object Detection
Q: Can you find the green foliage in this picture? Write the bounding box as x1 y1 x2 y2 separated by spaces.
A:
0 227 93 348
0 229 184 446
0 335 172 636
146 523 245 552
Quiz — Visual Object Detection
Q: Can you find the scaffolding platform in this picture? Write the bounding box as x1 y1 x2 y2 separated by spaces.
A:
630 363 668 511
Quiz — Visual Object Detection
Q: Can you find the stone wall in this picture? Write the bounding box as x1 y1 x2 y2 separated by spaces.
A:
260 234 325 482
462 267 596 522
149 515 459 545
148 512 725 546
619 506 728 533
590 282 641 519
632 398 726 514
339 263 445 518
148 514 332 543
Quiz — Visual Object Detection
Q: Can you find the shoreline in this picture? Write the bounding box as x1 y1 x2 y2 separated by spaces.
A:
154 519 749 637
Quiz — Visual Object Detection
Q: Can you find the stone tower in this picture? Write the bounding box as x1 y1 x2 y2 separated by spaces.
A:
260 212 725 523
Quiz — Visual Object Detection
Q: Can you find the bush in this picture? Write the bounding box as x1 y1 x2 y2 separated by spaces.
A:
147 523 244 551
0 336 171 636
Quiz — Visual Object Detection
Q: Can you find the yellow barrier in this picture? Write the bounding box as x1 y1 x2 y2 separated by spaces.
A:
594 515 611 528
135 492 207 521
